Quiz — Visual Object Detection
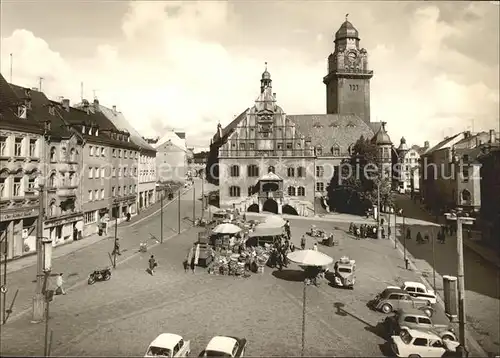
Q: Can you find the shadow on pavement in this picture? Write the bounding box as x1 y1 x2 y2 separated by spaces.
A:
271 269 304 282
333 302 388 340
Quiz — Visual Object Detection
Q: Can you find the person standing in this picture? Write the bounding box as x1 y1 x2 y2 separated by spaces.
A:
190 257 196 273
313 242 318 251
149 255 157 275
55 273 66 295
285 220 291 239
300 235 306 250
112 238 121 256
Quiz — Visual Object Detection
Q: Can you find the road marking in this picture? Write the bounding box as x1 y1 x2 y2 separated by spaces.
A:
6 227 191 324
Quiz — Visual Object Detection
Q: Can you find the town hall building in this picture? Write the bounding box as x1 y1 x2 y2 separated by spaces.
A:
207 17 393 216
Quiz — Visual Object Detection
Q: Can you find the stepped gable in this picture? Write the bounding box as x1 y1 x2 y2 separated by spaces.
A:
287 113 375 156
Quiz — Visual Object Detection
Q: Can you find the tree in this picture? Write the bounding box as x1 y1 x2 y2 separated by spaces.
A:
327 136 393 215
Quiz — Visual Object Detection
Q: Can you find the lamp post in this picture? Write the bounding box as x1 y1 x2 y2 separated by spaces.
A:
178 189 181 234
160 189 164 244
40 237 53 357
32 182 46 322
112 201 118 269
201 170 205 219
456 215 475 350
377 180 382 240
301 279 307 357
192 184 196 226
432 227 436 292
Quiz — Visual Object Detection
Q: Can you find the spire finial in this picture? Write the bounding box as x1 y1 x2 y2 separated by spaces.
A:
265 61 267 71
345 13 349 22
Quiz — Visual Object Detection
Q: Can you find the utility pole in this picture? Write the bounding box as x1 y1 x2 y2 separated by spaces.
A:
113 204 118 268
2 234 7 323
178 189 181 234
32 130 47 322
192 184 196 226
301 280 307 357
393 209 397 249
9 53 13 83
402 210 407 265
456 216 472 349
201 171 205 219
160 189 164 244
377 181 381 239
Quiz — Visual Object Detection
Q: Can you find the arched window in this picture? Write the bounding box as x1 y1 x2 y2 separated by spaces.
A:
61 147 67 160
49 173 56 188
331 145 340 156
50 147 56 161
287 167 295 177
297 186 305 196
230 165 240 177
70 148 76 162
297 166 305 177
49 201 57 216
288 186 296 196
247 165 259 177
229 186 241 197
461 189 471 203
69 173 75 186
268 166 275 173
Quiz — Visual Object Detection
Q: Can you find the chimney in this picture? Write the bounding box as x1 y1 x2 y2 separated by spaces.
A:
62 99 70 112
273 93 276 100
465 130 471 138
93 98 100 112
489 129 496 143
112 105 117 114
424 141 429 148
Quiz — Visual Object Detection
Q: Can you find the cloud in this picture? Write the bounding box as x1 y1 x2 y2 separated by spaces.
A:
0 1 498 150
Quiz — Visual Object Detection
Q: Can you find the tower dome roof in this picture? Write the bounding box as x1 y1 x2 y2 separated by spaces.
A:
262 70 271 80
371 122 392 145
398 136 409 151
335 17 359 41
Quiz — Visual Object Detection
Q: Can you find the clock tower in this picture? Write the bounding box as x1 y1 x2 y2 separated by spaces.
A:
323 15 373 124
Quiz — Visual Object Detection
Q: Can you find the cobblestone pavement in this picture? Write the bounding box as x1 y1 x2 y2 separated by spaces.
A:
1 218 451 357
0 182 201 326
393 194 500 356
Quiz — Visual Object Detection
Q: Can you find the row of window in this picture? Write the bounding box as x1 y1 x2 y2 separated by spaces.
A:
0 137 37 158
88 166 138 178
229 165 325 178
228 141 344 156
87 185 137 202
0 176 36 198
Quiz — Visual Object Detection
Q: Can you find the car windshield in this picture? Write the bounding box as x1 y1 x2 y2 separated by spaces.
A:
205 350 232 357
147 346 171 357
400 330 413 344
338 267 351 273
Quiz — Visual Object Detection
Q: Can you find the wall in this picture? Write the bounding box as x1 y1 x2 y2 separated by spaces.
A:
156 142 186 183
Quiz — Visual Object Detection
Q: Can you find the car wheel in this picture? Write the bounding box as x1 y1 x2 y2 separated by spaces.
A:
423 308 433 317
442 334 455 341
381 303 393 314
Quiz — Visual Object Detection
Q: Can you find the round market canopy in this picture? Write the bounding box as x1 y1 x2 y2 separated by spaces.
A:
212 223 242 234
287 249 333 267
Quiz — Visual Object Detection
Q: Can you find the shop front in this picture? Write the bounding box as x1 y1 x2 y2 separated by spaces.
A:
44 212 84 246
0 205 39 259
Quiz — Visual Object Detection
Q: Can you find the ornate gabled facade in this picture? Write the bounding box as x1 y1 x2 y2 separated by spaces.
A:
209 18 391 216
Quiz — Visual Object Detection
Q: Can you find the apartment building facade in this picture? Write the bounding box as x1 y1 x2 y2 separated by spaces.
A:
0 75 44 259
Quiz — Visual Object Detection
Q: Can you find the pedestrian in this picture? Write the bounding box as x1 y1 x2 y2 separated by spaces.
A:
406 228 412 240
183 259 189 272
55 273 66 295
300 235 306 250
290 242 295 252
112 238 121 256
285 220 291 238
388 226 392 239
190 257 196 273
73 226 78 241
416 232 423 244
313 242 318 251
149 255 157 275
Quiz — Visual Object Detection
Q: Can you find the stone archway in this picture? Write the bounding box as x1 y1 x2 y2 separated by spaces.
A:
247 204 259 213
282 204 298 216
262 199 278 214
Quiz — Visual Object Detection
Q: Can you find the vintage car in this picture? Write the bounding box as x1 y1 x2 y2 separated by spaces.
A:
384 308 457 341
391 328 459 357
200 336 247 357
387 281 437 305
333 257 356 289
369 288 434 317
145 333 190 357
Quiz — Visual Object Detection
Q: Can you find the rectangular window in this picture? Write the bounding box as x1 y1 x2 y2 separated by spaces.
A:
129 185 133 194
286 143 293 149
316 166 324 178
84 211 96 224
287 167 295 177
119 149 122 158
0 178 5 198
88 190 92 201
14 138 22 156
101 167 105 177
316 182 325 192
95 167 100 178
112 149 116 157
0 137 6 156
118 167 122 177
100 189 105 199
124 167 127 177
88 167 93 178
90 146 94 156
29 139 36 157
462 166 469 182
277 143 283 150
239 143 245 150
28 177 35 190
13 178 21 196
94 189 98 200
249 143 255 150
112 167 116 177
297 167 305 177
112 187 116 196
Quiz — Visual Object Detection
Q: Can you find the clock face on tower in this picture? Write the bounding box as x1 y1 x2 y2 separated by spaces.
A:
347 51 357 62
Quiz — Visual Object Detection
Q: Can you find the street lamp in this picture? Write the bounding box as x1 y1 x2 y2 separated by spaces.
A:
377 181 382 240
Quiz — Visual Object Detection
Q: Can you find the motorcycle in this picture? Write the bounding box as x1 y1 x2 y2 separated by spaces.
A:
88 268 112 285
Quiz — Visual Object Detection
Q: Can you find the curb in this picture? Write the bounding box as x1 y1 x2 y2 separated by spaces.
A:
388 234 488 357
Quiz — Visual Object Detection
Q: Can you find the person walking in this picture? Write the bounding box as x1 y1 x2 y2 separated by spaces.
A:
190 257 196 273
148 255 157 275
183 259 189 273
290 242 295 252
55 273 66 295
112 238 121 256
313 242 318 251
300 235 306 250
285 220 291 239
416 232 423 244
406 228 412 240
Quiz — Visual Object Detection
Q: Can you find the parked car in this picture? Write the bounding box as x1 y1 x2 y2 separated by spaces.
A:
387 281 437 305
384 308 457 341
369 288 434 317
333 257 356 289
391 328 459 357
144 333 190 357
199 336 247 357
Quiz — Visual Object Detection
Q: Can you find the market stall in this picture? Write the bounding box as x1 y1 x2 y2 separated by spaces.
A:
246 224 284 246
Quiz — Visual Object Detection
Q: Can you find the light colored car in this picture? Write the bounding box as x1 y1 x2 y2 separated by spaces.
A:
200 336 247 357
391 328 459 358
145 333 190 357
333 257 356 289
384 308 457 341
387 281 437 305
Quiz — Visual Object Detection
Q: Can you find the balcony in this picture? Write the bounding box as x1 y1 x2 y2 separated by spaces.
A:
258 190 283 200
57 186 78 198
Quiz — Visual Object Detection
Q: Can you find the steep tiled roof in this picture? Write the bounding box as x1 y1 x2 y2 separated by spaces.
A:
287 114 375 155
213 108 250 143
0 74 21 110
98 104 156 153
371 122 392 145
425 132 462 154
10 84 76 140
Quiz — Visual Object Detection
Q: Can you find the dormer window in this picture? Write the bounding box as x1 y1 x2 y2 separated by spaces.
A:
88 127 92 135
25 100 32 110
18 105 27 119
95 129 99 136
48 105 55 116
82 125 86 134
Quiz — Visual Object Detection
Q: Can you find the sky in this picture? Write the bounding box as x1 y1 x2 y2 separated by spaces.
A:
1 0 499 150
